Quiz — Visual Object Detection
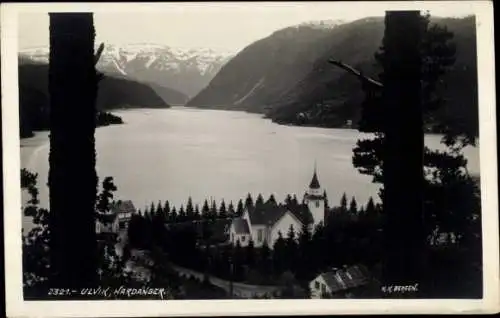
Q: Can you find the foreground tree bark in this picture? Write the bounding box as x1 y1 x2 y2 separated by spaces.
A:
49 13 98 288
381 11 424 294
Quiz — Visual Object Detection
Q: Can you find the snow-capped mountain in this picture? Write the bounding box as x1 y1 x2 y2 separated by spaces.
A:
19 44 236 97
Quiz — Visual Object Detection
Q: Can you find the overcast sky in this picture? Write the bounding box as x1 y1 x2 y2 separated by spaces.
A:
17 2 476 52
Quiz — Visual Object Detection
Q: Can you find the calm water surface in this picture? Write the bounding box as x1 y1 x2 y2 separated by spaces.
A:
21 107 480 231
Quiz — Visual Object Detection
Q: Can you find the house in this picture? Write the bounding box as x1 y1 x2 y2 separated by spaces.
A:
95 212 119 240
228 167 326 248
112 199 135 231
309 265 370 298
95 199 136 238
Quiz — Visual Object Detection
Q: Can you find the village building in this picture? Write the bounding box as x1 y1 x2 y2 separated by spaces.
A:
96 199 136 239
228 167 326 248
309 264 370 298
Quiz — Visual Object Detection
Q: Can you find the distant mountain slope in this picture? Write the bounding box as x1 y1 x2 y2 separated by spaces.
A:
19 44 235 98
18 59 169 137
187 16 478 136
19 60 168 109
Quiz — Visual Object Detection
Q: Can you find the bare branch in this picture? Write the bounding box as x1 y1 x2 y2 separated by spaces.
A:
328 59 383 88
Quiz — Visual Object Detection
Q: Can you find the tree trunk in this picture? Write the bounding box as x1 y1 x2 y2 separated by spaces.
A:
48 13 98 288
381 11 425 296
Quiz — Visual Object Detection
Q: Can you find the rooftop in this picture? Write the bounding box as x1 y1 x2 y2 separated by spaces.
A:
318 265 370 293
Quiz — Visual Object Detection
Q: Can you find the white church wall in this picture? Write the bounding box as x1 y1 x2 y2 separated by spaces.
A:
269 212 302 248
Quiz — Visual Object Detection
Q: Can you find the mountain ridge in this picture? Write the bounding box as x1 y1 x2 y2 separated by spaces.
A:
19 44 235 98
186 15 478 136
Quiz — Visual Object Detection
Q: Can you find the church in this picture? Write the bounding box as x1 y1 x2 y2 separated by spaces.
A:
228 167 327 249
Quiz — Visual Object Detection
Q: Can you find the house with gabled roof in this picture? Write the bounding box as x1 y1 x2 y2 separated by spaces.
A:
309 264 371 298
229 167 326 248
96 199 136 239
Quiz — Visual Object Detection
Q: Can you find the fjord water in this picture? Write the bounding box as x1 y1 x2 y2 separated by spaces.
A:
21 107 480 231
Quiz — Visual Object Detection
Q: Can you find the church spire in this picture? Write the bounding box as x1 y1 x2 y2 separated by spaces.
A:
309 163 321 189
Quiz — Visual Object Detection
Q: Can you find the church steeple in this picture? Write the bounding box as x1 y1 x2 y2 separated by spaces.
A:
305 162 325 228
309 163 321 189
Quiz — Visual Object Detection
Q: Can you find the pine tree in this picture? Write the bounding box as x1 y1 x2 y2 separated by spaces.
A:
297 221 312 280
186 197 194 221
210 200 218 220
268 194 277 205
163 201 170 221
273 232 287 275
245 193 254 208
194 204 201 220
285 225 297 272
245 239 256 267
170 207 178 223
292 195 299 206
178 205 186 222
349 197 358 215
233 240 244 280
150 202 155 216
237 199 244 216
219 200 227 219
285 194 293 206
260 239 271 275
366 197 376 215
202 199 210 220
156 201 163 217
228 201 235 217
311 222 326 271
323 190 329 208
256 194 265 206
340 193 348 212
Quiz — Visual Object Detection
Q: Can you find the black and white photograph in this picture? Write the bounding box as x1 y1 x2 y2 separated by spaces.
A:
2 1 498 316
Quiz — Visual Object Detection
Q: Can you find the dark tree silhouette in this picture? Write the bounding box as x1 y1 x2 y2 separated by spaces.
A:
170 207 178 223
285 225 298 272
268 194 277 205
228 201 235 217
163 201 171 223
236 199 244 216
349 196 358 215
48 13 101 288
150 202 156 216
272 232 287 275
178 205 186 222
155 201 163 216
202 199 210 220
297 221 312 280
379 11 425 293
210 200 218 220
194 204 201 220
186 197 194 220
256 194 265 206
219 200 227 219
340 193 348 212
245 239 256 267
245 193 254 208
366 197 376 215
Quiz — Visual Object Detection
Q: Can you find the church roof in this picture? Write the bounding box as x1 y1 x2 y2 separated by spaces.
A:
246 202 313 227
318 265 370 293
309 170 321 189
287 203 314 225
247 202 290 226
231 217 250 234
